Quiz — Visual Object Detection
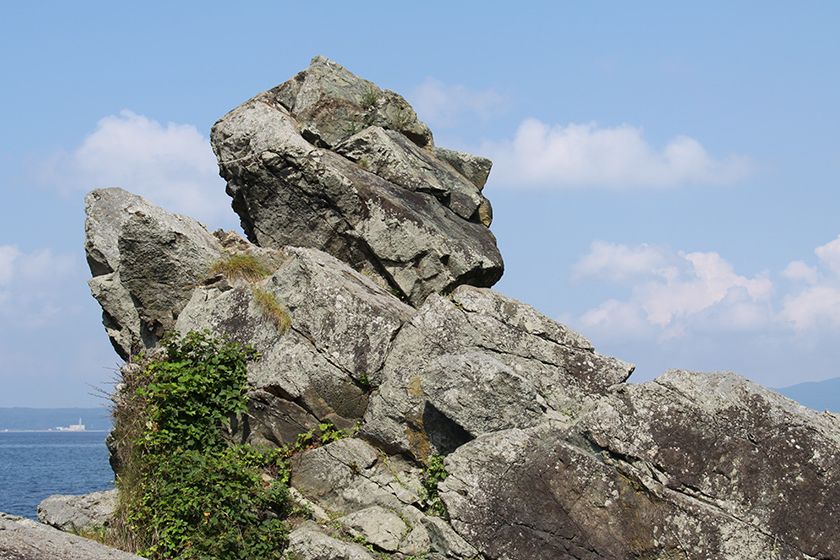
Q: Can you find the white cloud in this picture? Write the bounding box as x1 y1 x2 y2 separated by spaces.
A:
579 234 840 340
782 286 840 331
573 241 668 281
409 79 507 128
43 110 230 226
0 245 20 285
0 245 78 328
483 119 750 188
782 261 818 284
814 235 840 275
782 235 840 330
579 299 651 338
577 242 772 337
640 251 772 327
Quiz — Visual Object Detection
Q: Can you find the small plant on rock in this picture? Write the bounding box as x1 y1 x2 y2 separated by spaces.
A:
209 252 272 282
252 287 292 333
293 420 351 452
360 86 379 110
421 454 449 519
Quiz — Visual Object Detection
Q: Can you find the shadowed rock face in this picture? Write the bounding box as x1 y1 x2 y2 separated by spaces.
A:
75 57 840 560
211 56 503 306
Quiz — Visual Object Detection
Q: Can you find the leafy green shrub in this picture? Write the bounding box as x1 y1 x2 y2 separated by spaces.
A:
136 331 257 453
114 331 294 559
129 447 291 560
210 253 272 282
421 454 449 519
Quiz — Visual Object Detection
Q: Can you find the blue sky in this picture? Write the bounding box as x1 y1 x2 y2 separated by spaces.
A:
1 2 839 406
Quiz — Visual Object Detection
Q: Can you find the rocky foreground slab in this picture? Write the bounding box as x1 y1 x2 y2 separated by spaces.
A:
0 513 142 560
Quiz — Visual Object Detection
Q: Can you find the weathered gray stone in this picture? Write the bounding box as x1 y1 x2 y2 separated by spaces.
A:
439 371 840 560
290 439 482 558
211 56 504 306
420 515 479 560
290 438 423 515
362 285 633 458
85 188 224 358
578 371 840 560
0 512 142 560
395 506 433 556
286 524 376 560
271 55 432 149
335 126 491 225
176 246 413 442
88 273 143 361
37 490 116 533
433 147 493 191
338 506 407 552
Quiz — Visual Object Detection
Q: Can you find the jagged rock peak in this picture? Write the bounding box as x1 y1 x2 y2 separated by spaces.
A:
272 55 434 149
211 55 504 306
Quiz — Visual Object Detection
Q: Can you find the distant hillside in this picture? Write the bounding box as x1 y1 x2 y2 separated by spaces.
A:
777 377 840 413
0 407 112 431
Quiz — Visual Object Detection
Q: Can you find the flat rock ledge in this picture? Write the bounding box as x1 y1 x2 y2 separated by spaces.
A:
0 513 143 560
37 489 117 534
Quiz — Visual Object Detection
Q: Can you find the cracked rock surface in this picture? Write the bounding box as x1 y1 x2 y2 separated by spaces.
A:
362 285 634 459
440 372 840 560
61 56 840 560
211 56 503 306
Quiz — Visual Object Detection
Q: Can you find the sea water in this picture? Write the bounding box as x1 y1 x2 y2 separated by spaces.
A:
0 431 114 519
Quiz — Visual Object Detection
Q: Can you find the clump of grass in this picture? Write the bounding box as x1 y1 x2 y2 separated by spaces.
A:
360 85 379 110
71 525 109 545
252 287 292 333
209 253 271 282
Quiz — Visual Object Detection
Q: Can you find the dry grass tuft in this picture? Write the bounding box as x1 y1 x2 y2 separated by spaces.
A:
209 253 272 282
105 355 156 553
251 287 292 334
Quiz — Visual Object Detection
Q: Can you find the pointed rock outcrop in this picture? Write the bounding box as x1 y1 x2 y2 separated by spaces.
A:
211 56 503 306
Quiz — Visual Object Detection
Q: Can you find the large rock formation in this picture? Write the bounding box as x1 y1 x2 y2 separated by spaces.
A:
70 56 840 559
211 56 503 306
